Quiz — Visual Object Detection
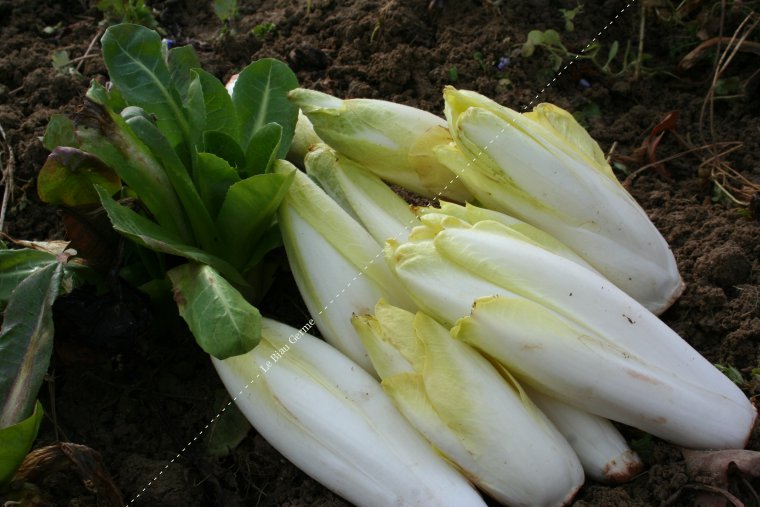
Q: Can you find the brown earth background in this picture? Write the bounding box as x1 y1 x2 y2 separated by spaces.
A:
1 0 759 505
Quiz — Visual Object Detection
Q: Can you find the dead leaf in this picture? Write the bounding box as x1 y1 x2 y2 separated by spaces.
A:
683 448 760 484
13 443 123 507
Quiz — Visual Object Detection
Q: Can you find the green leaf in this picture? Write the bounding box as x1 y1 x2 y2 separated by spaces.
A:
0 250 57 307
213 0 237 23
77 100 193 243
215 171 294 270
196 152 240 219
203 131 246 169
95 186 247 286
167 263 261 359
0 261 64 427
0 400 43 488
542 29 564 49
251 23 276 39
521 42 535 57
526 30 545 45
37 147 122 206
126 115 219 252
715 363 745 385
185 72 207 148
205 389 250 457
243 223 282 274
86 79 127 113
43 115 78 151
101 24 191 148
168 44 201 103
51 50 76 75
604 40 619 70
242 122 282 177
231 58 299 158
196 68 239 141
629 434 654 463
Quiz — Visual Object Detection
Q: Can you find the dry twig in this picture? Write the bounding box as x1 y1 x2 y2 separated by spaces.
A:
0 122 16 233
620 5 760 213
696 7 760 207
76 28 104 72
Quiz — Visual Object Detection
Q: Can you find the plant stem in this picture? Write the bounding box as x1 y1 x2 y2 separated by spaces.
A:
0 122 15 233
634 2 646 80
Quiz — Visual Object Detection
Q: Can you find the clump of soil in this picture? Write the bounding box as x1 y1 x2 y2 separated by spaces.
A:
1 0 758 506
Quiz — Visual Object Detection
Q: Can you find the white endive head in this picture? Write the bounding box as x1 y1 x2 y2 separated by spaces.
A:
353 301 584 507
305 143 419 244
386 215 756 449
274 160 415 373
440 87 684 314
286 110 323 167
288 88 472 202
523 387 643 484
212 319 487 507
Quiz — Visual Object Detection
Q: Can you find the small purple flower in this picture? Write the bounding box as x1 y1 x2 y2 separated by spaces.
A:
162 38 176 49
496 56 511 71
579 78 591 89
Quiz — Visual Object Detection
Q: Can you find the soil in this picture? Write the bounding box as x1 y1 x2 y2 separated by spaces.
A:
1 0 759 506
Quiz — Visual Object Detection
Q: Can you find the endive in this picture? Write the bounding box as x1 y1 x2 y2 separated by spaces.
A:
275 160 415 373
440 87 683 314
287 110 323 167
353 301 584 507
386 213 756 449
305 143 419 244
418 200 597 273
212 319 487 507
523 387 643 484
288 88 473 202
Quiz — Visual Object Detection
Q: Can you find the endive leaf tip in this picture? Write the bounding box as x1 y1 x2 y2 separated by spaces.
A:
470 294 502 313
288 88 344 113
374 297 391 312
273 158 298 174
350 311 374 329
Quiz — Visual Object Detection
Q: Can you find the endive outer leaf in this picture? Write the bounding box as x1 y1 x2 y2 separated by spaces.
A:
453 296 756 450
289 88 472 202
385 236 508 326
525 103 612 177
352 300 423 377
305 143 419 244
354 302 584 506
212 319 487 507
444 89 611 179
431 223 717 386
286 110 322 167
442 87 684 314
353 315 416 379
523 386 643 484
275 160 415 372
